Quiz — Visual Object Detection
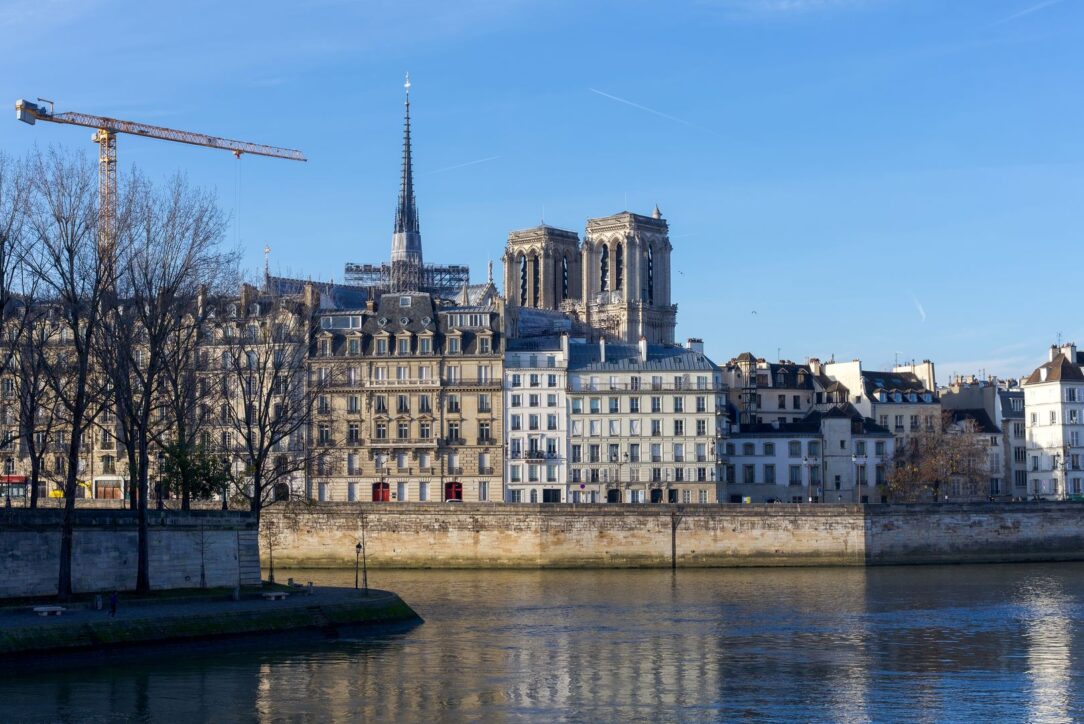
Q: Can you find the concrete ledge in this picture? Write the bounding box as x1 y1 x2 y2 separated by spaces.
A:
0 587 421 657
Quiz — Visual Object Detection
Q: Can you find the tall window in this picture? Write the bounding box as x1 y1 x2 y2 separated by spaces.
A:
614 242 623 291
561 256 569 300
518 254 527 305
600 244 609 292
646 245 654 304
531 255 540 307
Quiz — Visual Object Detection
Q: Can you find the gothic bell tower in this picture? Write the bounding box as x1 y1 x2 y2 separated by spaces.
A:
502 224 582 311
582 207 676 344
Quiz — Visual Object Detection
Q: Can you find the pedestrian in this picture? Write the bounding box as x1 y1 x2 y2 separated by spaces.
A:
109 591 118 618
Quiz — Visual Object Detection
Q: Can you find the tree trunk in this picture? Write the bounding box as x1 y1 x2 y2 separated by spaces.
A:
57 437 82 601
136 440 150 593
28 455 39 509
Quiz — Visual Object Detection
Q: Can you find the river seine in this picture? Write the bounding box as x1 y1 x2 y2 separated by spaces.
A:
4 564 1084 722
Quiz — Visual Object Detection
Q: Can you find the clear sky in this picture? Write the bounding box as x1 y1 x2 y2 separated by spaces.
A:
3 0 1081 381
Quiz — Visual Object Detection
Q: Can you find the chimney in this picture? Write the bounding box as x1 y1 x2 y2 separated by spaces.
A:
599 337 607 364
1061 342 1077 362
560 332 569 359
686 337 704 354
301 282 320 310
239 283 256 313
1049 345 1059 363
196 284 207 318
808 357 822 375
638 336 648 363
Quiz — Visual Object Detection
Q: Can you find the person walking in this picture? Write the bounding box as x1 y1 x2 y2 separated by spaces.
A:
109 591 118 618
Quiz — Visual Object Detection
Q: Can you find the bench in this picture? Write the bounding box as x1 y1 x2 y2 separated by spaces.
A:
33 605 65 617
261 591 289 601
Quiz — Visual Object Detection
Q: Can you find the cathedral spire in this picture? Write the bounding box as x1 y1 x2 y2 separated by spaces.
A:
390 72 424 291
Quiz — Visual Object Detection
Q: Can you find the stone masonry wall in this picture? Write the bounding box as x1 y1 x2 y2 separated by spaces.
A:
0 510 261 598
264 502 1084 569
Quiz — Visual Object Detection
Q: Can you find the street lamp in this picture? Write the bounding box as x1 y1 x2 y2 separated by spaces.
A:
359 514 369 596
852 453 868 505
803 456 813 503
355 542 362 590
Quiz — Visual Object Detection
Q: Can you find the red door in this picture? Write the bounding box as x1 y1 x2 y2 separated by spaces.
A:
372 482 390 502
444 482 463 501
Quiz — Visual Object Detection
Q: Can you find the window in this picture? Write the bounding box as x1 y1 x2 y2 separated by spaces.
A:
375 422 387 440
788 441 801 457
778 394 786 410
348 423 359 443
448 422 461 441
479 421 491 442
764 443 775 456
397 422 410 439
674 397 684 413
789 465 802 485
398 338 410 355
673 419 685 436
318 424 330 445
448 338 460 354
420 337 432 354
419 421 431 439
764 464 776 485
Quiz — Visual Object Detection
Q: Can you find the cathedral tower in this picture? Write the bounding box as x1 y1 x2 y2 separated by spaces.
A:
582 207 676 344
502 225 582 310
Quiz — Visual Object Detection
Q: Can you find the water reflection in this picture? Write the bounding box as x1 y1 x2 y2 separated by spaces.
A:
3 565 1084 722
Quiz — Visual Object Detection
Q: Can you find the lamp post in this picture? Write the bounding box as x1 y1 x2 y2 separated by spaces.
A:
852 454 867 505
355 542 362 590
803 456 812 503
359 513 369 596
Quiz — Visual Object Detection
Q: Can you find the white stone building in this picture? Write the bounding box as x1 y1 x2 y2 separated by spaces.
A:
1023 344 1084 500
504 336 568 503
722 406 893 504
566 337 725 504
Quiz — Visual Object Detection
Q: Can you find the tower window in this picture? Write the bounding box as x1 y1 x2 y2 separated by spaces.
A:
600 244 609 292
518 254 527 306
614 243 623 291
561 256 569 300
531 254 540 307
646 245 654 305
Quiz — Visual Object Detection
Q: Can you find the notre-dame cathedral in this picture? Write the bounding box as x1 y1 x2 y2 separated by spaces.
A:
501 209 678 345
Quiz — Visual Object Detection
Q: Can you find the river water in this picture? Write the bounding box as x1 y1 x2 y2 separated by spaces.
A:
5 564 1084 722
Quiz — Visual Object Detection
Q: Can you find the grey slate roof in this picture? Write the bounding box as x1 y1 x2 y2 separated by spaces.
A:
568 342 718 373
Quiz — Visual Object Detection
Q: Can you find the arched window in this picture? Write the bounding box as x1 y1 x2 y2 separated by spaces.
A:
614 242 623 291
561 256 569 300
646 245 654 304
518 254 527 306
600 244 609 292
531 254 540 307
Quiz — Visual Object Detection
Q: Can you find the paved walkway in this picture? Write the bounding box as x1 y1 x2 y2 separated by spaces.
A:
0 586 397 633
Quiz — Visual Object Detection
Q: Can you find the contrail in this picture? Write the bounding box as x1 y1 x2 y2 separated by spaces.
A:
991 0 1065 25
589 88 711 132
423 155 501 176
909 293 927 323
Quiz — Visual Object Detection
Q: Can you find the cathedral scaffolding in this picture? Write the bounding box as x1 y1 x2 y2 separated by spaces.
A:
344 261 471 301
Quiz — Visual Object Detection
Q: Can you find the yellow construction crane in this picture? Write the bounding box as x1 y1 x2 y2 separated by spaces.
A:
15 98 305 268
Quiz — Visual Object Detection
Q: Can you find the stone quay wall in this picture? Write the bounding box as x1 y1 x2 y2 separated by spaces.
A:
263 502 1084 569
0 510 261 598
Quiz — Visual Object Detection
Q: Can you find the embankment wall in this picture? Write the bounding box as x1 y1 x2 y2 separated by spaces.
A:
0 510 261 598
263 502 1084 568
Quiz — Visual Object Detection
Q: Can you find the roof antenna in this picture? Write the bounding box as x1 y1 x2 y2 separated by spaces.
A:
263 245 271 277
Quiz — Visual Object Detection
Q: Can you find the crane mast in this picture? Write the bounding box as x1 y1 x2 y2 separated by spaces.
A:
15 99 306 279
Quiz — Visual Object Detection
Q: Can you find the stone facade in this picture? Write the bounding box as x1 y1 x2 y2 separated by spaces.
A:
263 501 1084 569
0 509 260 598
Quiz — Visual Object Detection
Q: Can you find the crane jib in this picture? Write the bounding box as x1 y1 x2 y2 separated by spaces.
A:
17 102 305 162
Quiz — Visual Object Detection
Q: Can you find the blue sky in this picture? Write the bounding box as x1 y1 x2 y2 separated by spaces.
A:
3 0 1081 380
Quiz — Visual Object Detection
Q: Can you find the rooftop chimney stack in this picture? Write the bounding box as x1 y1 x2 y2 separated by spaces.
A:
599 337 607 364
638 336 648 363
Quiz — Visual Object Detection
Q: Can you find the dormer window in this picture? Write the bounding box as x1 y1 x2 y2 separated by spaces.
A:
400 296 411 307
376 338 388 355
397 338 410 355
448 337 461 354
908 393 917 402
893 392 902 403
420 337 432 355
479 336 491 354
878 392 886 403
227 303 237 318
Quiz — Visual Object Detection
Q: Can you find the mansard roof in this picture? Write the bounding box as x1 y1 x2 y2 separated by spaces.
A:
861 370 931 396
568 342 718 373
1024 353 1084 385
733 404 891 437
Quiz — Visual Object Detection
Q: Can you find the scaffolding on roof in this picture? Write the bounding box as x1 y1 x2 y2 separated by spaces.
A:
343 261 470 301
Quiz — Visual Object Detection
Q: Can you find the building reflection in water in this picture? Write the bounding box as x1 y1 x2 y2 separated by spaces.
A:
1022 576 1072 723
4 565 1084 721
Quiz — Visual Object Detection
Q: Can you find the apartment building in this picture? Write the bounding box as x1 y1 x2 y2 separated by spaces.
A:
1023 343 1084 500
503 337 568 502
566 337 725 504
940 375 1024 500
722 406 893 504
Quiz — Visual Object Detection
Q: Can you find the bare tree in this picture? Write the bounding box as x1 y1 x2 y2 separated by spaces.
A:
14 307 62 508
887 412 989 502
217 295 320 523
24 148 111 600
98 173 229 592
